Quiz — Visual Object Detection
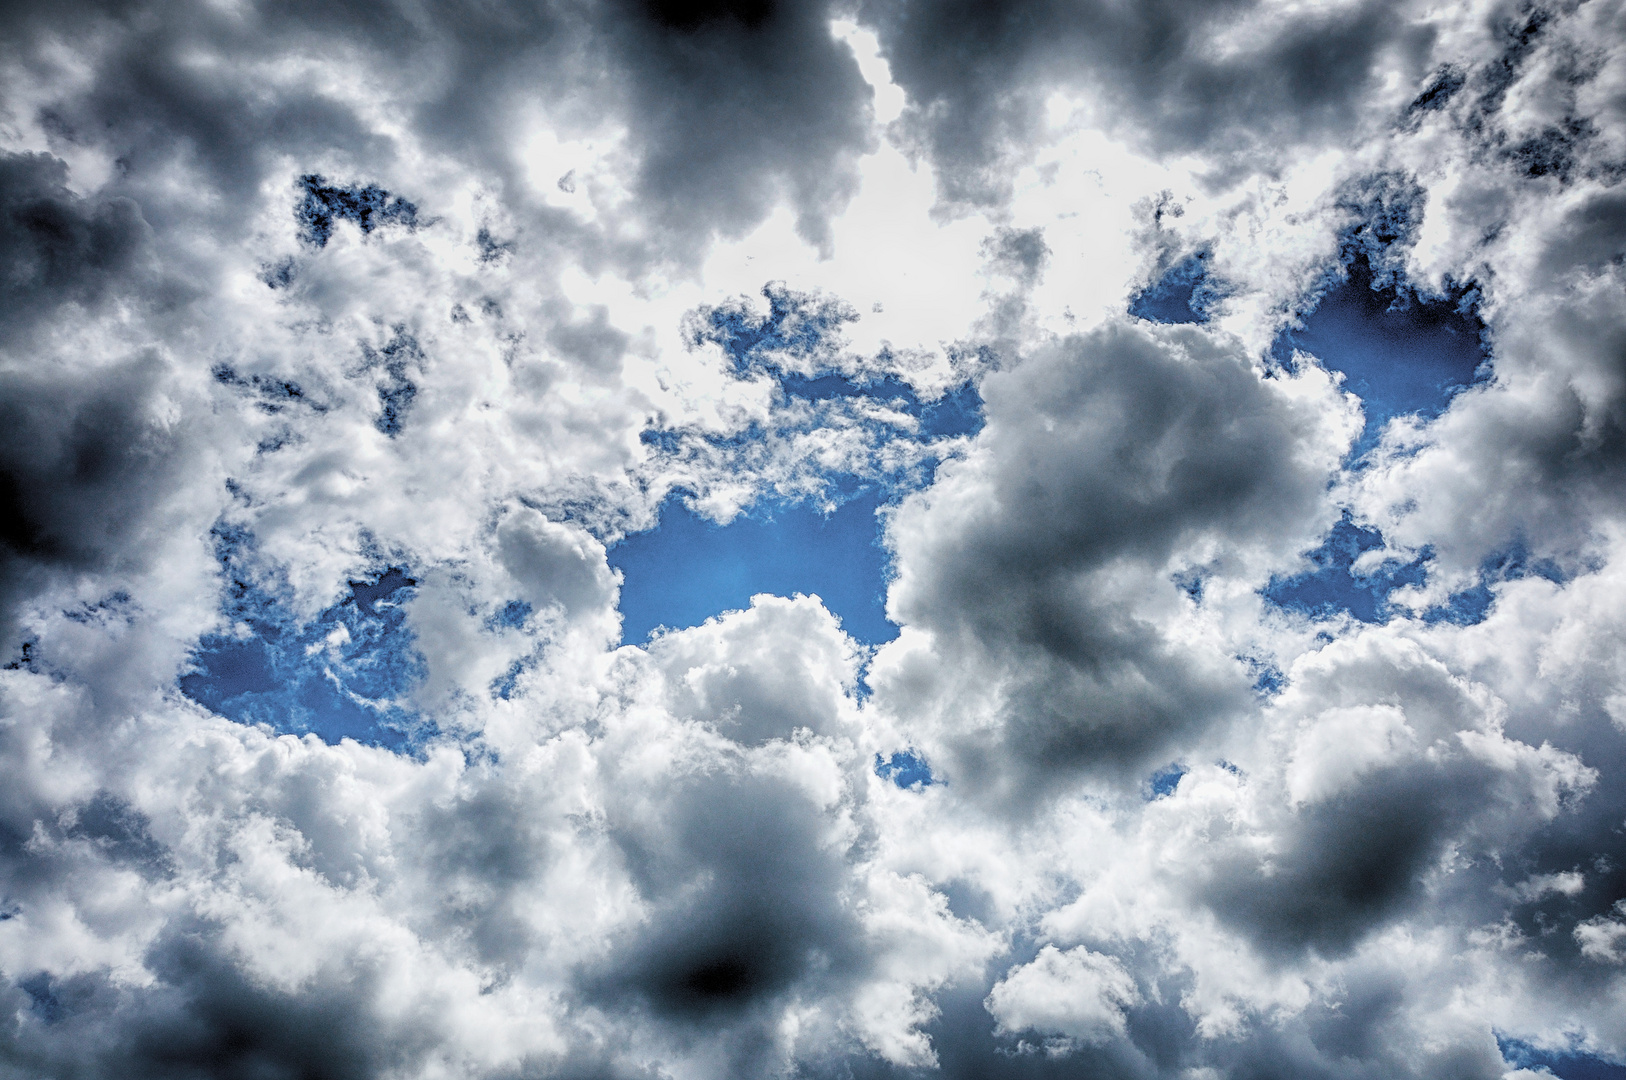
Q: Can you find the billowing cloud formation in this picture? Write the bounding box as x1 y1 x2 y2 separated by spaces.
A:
2 0 1626 1077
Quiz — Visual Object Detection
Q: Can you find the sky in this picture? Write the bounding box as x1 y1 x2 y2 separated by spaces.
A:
1 0 1626 1077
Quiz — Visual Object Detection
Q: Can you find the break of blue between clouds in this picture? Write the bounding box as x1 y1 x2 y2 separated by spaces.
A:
185 181 1532 804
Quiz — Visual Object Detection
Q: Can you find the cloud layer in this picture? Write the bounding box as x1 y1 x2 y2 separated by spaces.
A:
2 0 1625 1077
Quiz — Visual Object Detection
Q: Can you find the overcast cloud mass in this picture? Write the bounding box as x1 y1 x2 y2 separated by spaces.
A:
2 0 1626 1076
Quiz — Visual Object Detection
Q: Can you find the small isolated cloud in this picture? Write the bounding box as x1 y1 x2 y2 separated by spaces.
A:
986 944 1140 1048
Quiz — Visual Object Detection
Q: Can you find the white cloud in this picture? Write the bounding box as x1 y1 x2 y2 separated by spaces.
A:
2 0 1626 1075
985 945 1139 1047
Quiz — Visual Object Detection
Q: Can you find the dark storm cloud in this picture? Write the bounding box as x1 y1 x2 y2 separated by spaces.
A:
0 152 157 342
0 924 434 1080
0 352 197 647
883 320 1343 794
607 0 877 256
1 0 874 267
858 0 1431 208
1204 757 1495 958
588 770 864 1064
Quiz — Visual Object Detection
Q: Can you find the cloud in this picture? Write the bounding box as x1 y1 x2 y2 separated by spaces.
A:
2 0 1626 1075
985 944 1139 1047
875 319 1353 796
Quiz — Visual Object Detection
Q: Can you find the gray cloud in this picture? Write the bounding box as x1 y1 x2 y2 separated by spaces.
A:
0 351 201 646
879 320 1347 795
859 0 1431 209
0 152 157 342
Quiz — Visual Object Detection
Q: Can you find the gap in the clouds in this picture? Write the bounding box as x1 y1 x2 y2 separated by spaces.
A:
1273 252 1488 456
617 282 987 649
1129 251 1226 325
777 372 985 439
179 529 430 749
1420 542 1570 625
1147 763 1187 799
296 174 418 248
682 280 986 440
1264 516 1571 627
1499 1036 1626 1080
875 750 934 789
1263 512 1427 624
609 489 896 646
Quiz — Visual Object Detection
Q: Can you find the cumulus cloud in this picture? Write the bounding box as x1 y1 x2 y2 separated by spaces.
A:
2 0 1626 1076
985 944 1139 1047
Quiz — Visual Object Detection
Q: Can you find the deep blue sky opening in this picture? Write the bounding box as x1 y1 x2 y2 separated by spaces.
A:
1129 251 1221 325
180 554 425 749
1148 763 1188 799
1499 1036 1626 1080
1274 254 1488 454
1263 511 1427 623
876 750 934 789
774 373 985 440
1263 513 1571 627
610 490 896 645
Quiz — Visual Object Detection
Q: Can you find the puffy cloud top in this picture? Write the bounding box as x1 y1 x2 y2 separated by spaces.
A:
2 0 1626 1077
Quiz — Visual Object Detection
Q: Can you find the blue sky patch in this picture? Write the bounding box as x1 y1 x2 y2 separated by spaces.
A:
1267 514 1574 627
1274 253 1487 455
1264 511 1427 623
1129 251 1224 325
776 372 984 440
296 174 418 248
1148 763 1187 799
180 531 427 748
1499 1036 1626 1080
876 750 934 789
686 282 858 376
1421 542 1570 626
609 490 895 645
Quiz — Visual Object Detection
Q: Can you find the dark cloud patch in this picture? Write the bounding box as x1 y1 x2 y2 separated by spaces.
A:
861 0 1431 208
611 0 875 253
884 321 1336 792
591 773 863 1035
0 853 442 1075
1540 188 1626 275
0 151 155 341
64 791 171 875
406 783 555 972
1200 731 1590 962
65 928 430 1080
642 0 776 33
5 0 871 274
981 226 1050 287
546 303 630 378
1204 761 1471 957
0 353 193 648
1472 7 1553 127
